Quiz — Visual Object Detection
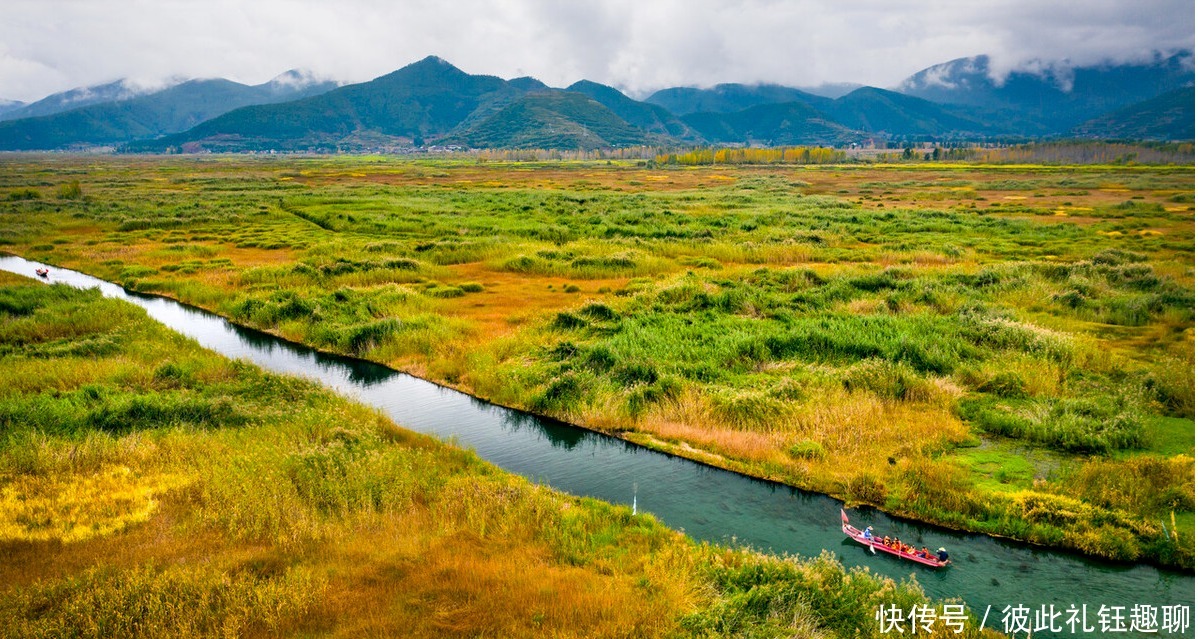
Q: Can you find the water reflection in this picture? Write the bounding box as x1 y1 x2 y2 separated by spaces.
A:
500 409 594 450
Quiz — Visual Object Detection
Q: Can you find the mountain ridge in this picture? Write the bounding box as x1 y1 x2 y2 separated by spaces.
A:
0 72 339 150
2 52 1191 152
895 52 1195 131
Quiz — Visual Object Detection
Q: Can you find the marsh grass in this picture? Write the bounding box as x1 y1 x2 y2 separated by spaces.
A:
0 155 1192 568
0 277 990 637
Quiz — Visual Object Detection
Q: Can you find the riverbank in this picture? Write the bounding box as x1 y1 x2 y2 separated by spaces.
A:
0 155 1192 569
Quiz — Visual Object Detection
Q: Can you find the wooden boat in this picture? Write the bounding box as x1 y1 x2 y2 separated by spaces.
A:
35 268 49 278
841 509 949 568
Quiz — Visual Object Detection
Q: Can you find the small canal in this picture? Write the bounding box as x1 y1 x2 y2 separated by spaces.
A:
2 255 1192 637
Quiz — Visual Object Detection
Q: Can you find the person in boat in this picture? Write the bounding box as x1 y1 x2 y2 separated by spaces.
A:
936 547 949 562
882 535 891 547
919 547 930 559
862 526 874 542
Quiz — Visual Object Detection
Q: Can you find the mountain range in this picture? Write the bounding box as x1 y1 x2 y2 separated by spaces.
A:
0 70 338 151
1 52 1192 152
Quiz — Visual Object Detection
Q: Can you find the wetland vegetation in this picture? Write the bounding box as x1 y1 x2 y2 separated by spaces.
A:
0 154 1192 580
0 272 993 638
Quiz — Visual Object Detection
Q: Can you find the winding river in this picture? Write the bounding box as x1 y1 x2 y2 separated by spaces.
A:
2 254 1192 637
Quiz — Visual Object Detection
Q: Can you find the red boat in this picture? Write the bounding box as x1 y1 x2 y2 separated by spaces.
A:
841 509 949 568
35 268 48 278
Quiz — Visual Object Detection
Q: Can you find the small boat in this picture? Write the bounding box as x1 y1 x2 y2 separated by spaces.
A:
35 268 49 278
841 509 949 568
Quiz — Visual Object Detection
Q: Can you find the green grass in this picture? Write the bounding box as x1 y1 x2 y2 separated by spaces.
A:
1140 416 1197 456
0 155 1191 569
954 445 1038 493
0 276 1001 638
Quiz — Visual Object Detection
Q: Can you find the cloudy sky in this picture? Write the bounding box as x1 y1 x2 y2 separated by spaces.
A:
2 0 1193 102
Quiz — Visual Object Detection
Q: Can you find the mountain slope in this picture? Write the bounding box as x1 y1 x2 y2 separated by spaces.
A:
682 101 861 146
825 87 994 137
141 59 669 152
0 79 167 122
140 56 523 151
0 99 24 118
897 52 1195 132
566 80 699 140
646 83 830 116
450 90 652 149
0 73 338 150
1071 87 1195 141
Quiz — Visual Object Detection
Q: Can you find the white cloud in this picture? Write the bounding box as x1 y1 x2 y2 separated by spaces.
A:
0 0 1192 101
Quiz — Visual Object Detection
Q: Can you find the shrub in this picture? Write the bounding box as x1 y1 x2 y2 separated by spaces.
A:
570 255 636 271
7 188 40 200
578 302 618 322
86 394 241 433
844 472 887 504
426 286 465 299
625 376 683 419
612 361 659 387
960 396 1146 453
55 181 83 200
787 440 827 461
383 258 421 271
503 255 543 273
979 371 1028 398
342 319 401 355
152 363 190 387
580 346 616 372
550 312 587 330
530 373 587 413
712 390 788 430
1073 524 1142 562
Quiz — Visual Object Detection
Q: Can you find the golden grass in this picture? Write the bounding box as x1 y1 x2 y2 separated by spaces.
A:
612 384 970 496
441 262 630 341
0 466 189 543
370 531 684 638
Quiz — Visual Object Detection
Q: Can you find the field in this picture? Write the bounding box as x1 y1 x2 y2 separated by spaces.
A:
0 154 1193 570
0 272 996 638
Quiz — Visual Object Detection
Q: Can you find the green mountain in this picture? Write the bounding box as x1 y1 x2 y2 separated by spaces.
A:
450 90 652 149
565 80 700 140
1071 87 1195 141
682 101 861 146
139 57 528 151
0 73 337 151
139 59 666 152
31 52 1185 153
645 83 830 116
824 87 994 138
